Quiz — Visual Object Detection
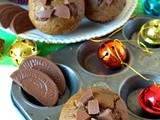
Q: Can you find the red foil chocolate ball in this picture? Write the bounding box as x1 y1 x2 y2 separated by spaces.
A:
97 40 127 69
138 85 160 115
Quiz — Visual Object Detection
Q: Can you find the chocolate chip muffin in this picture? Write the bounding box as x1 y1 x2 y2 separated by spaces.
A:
84 0 126 23
59 87 129 120
28 0 85 35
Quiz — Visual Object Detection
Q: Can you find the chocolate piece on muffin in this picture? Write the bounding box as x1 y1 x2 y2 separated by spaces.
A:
10 11 35 34
59 87 129 120
84 0 126 23
10 68 59 107
19 56 66 95
0 5 26 28
28 0 85 35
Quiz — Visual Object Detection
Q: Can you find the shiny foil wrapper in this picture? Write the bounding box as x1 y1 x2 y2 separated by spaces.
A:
9 38 38 66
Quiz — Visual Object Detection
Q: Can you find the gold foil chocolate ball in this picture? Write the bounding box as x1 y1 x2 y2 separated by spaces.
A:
9 38 38 65
140 19 160 45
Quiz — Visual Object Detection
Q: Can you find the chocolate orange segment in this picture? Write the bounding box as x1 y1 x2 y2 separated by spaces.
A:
0 6 25 28
10 68 59 107
19 56 66 95
10 11 35 34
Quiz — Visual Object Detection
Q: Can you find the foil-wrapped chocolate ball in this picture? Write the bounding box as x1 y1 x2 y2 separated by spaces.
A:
138 85 160 115
9 38 38 66
140 19 160 45
97 40 127 69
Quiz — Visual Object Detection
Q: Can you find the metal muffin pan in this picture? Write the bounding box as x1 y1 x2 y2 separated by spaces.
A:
11 15 160 120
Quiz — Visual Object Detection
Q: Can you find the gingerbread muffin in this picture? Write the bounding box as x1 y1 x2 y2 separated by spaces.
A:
84 0 126 23
28 0 85 35
59 87 129 120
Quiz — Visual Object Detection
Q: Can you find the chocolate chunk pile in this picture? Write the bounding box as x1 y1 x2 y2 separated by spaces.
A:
75 90 113 120
0 4 35 34
10 56 66 107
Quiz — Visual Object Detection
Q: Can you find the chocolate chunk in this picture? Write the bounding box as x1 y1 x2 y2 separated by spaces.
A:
10 68 59 107
0 39 4 53
38 8 54 20
88 99 100 115
76 109 91 120
54 5 70 19
105 0 113 5
64 0 76 4
19 56 66 95
10 11 35 34
0 6 25 28
98 109 113 120
78 89 94 105
40 0 48 5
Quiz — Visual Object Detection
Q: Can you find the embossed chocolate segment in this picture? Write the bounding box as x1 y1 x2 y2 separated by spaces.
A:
10 68 59 107
105 0 113 5
38 8 54 20
87 100 100 115
98 109 113 120
76 109 91 120
10 11 35 34
40 0 48 5
19 56 66 95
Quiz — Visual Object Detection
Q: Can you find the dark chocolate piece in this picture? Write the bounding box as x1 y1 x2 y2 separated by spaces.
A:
38 8 54 20
10 68 59 107
54 5 70 19
64 0 76 4
0 38 4 53
76 109 91 120
78 89 94 105
0 4 15 11
19 56 66 95
87 99 100 115
105 0 113 5
10 11 35 34
0 6 25 28
98 109 113 120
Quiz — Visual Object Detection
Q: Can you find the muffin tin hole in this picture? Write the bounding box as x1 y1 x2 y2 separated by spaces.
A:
13 64 80 107
122 16 160 49
120 74 160 119
77 40 130 75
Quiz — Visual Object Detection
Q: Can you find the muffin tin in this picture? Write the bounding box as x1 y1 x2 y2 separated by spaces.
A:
11 15 160 120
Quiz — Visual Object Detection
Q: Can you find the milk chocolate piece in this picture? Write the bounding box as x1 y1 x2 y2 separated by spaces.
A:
76 109 91 120
0 6 25 28
19 56 66 95
10 11 35 34
64 0 76 4
0 38 4 53
98 109 113 120
40 0 48 5
10 68 59 107
38 9 54 20
88 99 100 115
105 0 113 5
54 5 70 19
78 89 94 105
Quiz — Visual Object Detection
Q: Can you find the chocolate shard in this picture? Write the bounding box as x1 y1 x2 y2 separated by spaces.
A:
54 5 70 19
10 68 59 107
98 109 113 120
88 99 100 115
40 0 48 5
105 0 113 5
19 56 66 95
76 109 91 120
64 0 76 4
38 8 54 20
0 6 25 28
0 38 4 53
78 89 94 105
10 11 35 34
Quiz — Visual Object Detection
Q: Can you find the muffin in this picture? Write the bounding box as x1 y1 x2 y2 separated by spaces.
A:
28 0 85 35
8 0 28 5
84 0 126 23
59 87 129 120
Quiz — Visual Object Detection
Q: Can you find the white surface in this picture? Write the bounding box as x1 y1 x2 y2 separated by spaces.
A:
0 0 137 43
0 65 25 120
